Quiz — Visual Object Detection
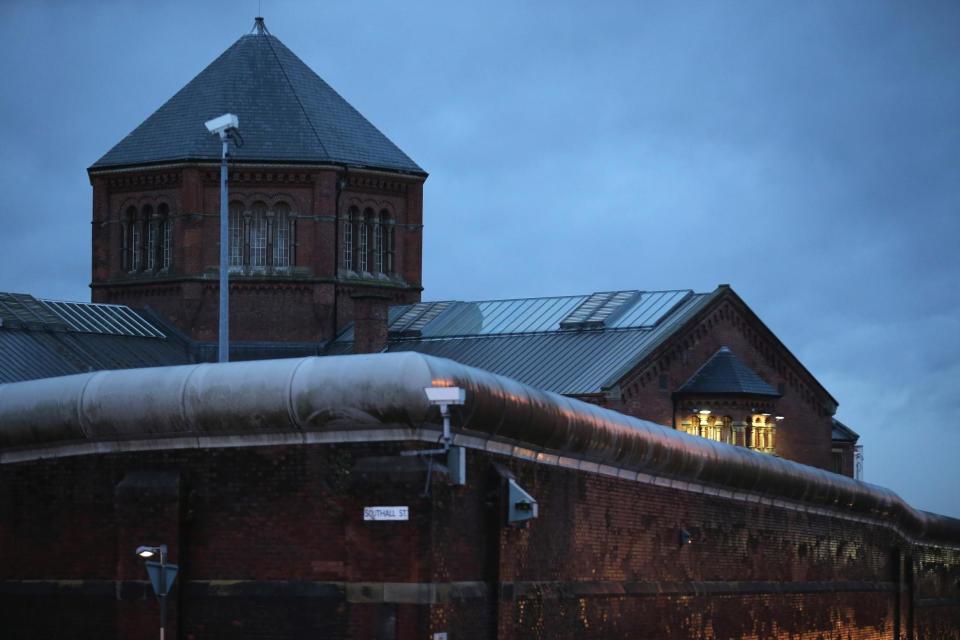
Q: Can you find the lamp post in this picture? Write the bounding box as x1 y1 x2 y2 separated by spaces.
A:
204 113 240 363
136 544 178 640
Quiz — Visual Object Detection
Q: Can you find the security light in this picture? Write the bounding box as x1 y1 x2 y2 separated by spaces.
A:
424 386 465 406
136 545 159 558
775 416 785 421
204 113 238 136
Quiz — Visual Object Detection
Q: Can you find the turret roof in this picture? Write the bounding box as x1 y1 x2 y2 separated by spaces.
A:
91 20 423 174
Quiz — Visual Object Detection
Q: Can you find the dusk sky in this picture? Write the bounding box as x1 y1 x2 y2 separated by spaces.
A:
1 1 957 516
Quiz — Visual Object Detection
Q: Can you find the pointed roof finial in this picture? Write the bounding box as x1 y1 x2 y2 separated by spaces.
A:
253 17 268 35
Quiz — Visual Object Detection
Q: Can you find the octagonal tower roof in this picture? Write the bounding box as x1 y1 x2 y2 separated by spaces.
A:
90 19 424 175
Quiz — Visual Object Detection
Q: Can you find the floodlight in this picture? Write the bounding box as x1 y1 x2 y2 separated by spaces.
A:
136 545 158 558
205 113 239 136
424 387 465 406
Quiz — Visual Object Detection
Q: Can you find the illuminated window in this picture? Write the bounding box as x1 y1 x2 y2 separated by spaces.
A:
750 414 776 454
680 415 698 436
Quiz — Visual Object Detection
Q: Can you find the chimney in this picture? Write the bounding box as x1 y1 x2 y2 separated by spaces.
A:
351 293 391 354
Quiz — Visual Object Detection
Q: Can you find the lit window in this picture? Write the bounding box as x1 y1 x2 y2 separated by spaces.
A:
682 416 700 437
750 414 775 454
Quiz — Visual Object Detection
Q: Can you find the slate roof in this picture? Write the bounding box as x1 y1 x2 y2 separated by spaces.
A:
831 418 860 443
0 293 192 384
676 346 780 397
91 21 423 174
326 289 716 395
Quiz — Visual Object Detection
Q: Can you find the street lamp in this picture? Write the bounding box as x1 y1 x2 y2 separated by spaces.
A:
135 543 178 640
205 112 239 363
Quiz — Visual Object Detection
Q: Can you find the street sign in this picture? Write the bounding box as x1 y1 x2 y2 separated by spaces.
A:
145 561 179 597
363 506 409 521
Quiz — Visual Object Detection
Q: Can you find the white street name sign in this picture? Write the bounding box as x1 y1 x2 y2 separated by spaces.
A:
363 506 409 521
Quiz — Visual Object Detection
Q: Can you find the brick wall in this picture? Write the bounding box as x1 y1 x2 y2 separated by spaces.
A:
2 438 957 639
89 165 425 342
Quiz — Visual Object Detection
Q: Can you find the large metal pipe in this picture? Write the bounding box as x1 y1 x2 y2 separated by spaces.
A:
1 352 958 543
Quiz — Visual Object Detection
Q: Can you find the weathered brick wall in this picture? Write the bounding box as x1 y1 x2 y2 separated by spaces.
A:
1 440 957 639
89 165 425 342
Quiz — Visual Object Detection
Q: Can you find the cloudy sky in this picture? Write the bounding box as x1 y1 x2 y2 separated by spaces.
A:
1 1 957 516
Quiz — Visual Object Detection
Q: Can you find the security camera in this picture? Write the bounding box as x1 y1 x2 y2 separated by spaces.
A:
205 113 239 136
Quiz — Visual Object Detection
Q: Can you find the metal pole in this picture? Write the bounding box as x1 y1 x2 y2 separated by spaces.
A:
158 545 168 640
218 135 230 362
441 404 451 449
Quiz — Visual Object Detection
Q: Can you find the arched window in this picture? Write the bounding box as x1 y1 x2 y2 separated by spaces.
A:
128 206 143 272
384 213 395 275
273 202 292 268
718 416 734 445
122 206 136 272
358 208 373 272
750 414 775 453
158 203 172 270
342 206 356 270
144 205 157 272
229 201 244 269
373 211 384 273
227 199 296 272
250 201 268 269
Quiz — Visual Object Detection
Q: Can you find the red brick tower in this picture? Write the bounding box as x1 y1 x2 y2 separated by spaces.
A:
88 19 425 346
